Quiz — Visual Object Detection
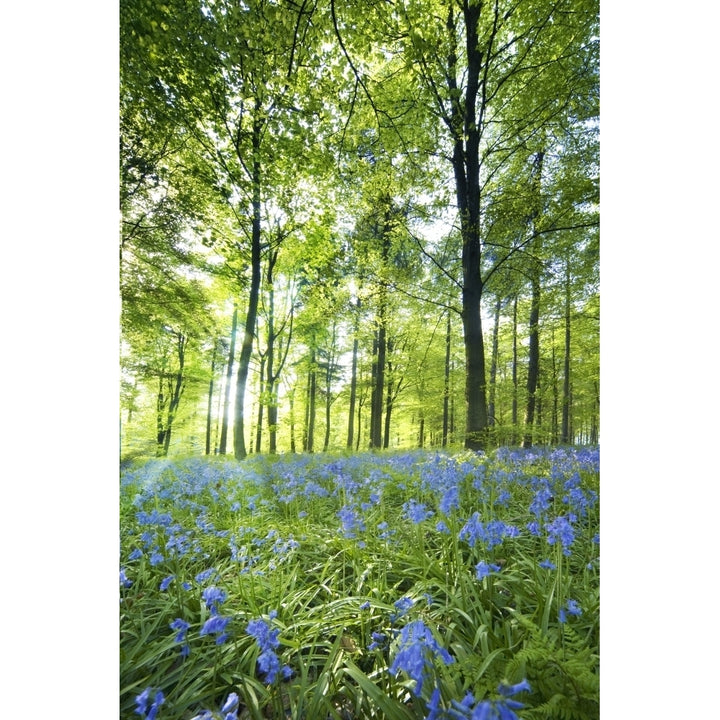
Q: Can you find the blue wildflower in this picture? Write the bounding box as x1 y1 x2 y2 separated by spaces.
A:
195 567 217 584
200 614 230 644
202 586 227 614
159 575 174 591
390 596 414 623
439 486 460 514
134 687 165 719
369 631 387 650
170 618 190 643
247 615 291 683
359 601 371 610
538 559 556 570
129 548 143 560
404 499 434 524
559 598 583 623
426 687 443 720
120 569 133 588
475 561 501 581
436 520 450 533
545 515 575 555
149 551 164 566
221 692 239 714
389 620 454 696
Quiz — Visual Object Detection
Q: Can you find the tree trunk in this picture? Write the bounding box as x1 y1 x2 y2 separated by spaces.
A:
289 384 297 453
561 255 572 444
369 321 386 449
522 150 546 449
512 296 518 440
205 341 218 455
522 275 540 448
346 300 360 449
161 332 187 456
449 1 489 451
442 309 452 446
304 346 316 453
254 353 266 454
488 297 501 430
219 306 238 454
233 114 263 460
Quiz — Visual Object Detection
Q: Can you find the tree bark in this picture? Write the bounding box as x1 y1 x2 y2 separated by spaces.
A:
219 306 238 454
442 309 452 446
233 114 263 460
488 297 502 431
205 341 218 455
346 300 360 449
561 255 572 444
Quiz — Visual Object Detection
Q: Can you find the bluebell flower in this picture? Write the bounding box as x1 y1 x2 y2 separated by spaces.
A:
538 559 556 570
498 679 531 697
120 569 133 588
439 486 460 514
221 692 239 714
134 687 165 719
200 614 230 644
426 687 443 720
436 520 450 533
149 551 164 566
359 601 371 610
338 504 365 539
159 575 174 591
559 598 583 622
247 615 291 683
390 596 414 623
403 499 434 524
170 618 190 643
545 515 575 555
195 567 217 584
369 631 387 650
475 561 501 581
129 548 143 560
202 586 227 614
389 620 454 696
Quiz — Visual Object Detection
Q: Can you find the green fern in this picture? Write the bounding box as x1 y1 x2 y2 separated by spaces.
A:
504 613 599 720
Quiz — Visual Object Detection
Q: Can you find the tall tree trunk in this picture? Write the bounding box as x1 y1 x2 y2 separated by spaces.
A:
551 334 559 444
522 275 540 448
346 300 360 449
383 341 394 449
323 322 337 452
442 309 452 446
219 306 238 454
304 346 316 453
488 297 501 430
561 255 572 444
289 384 297 453
162 332 186 456
233 114 263 460
370 321 386 449
448 2 489 450
512 296 518 440
522 150 545 449
255 353 266 454
205 341 218 455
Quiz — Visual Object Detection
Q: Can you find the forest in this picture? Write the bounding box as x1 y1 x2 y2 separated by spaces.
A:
120 0 599 460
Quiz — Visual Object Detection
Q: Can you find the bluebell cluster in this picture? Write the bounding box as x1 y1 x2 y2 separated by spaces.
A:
246 612 292 683
389 619 454 696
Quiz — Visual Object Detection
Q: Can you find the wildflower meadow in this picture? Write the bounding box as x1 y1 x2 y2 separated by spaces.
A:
120 447 599 719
